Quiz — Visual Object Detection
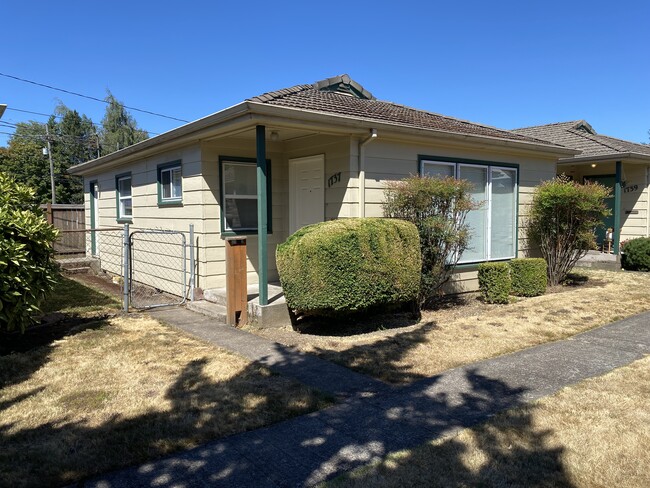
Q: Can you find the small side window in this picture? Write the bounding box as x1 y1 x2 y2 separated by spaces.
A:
116 174 132 221
158 162 182 205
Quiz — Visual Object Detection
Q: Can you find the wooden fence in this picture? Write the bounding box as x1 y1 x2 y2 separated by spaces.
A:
41 203 86 254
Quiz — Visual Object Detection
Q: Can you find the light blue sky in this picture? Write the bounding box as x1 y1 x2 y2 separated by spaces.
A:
2 1 649 147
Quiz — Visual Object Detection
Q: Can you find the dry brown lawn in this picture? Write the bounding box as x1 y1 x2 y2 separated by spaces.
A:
253 269 650 383
0 279 329 487
329 354 650 488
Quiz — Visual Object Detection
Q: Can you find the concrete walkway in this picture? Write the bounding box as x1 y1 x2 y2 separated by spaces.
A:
86 310 650 487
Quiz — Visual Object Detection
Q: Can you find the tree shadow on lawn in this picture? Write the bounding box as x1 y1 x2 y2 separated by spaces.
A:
16 362 574 487
0 354 327 488
0 328 576 488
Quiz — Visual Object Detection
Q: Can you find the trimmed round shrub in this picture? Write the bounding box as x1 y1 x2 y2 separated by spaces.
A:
478 262 511 304
509 258 547 297
621 237 650 271
276 218 421 314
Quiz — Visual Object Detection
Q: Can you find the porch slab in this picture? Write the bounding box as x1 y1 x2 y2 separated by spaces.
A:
203 283 291 328
575 250 620 271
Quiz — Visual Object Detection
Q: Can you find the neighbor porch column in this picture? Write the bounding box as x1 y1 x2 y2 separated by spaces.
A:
256 125 268 305
614 160 622 255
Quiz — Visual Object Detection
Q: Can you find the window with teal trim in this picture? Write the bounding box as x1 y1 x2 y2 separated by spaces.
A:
220 158 272 233
116 174 132 220
158 163 182 204
421 159 518 263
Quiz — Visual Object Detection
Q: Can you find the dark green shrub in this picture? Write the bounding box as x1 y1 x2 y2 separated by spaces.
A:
0 172 59 331
527 175 610 286
383 176 476 307
276 218 421 315
621 237 650 271
509 258 547 296
478 262 511 304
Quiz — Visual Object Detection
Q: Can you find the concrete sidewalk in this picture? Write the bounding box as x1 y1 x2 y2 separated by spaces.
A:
86 310 650 487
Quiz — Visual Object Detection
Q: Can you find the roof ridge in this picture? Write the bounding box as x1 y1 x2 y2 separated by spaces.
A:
595 133 650 150
566 128 623 153
247 84 312 103
513 120 584 131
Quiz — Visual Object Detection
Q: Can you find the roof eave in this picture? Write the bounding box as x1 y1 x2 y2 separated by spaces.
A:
558 152 650 164
248 103 578 157
68 102 253 175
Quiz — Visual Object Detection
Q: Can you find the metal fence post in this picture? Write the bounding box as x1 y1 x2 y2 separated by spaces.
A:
123 223 130 312
189 224 195 301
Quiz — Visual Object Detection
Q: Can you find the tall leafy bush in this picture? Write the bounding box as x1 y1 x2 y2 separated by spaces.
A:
276 218 421 316
0 172 59 331
527 175 610 286
383 176 476 307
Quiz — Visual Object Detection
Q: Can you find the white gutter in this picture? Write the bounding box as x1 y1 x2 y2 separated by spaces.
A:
358 129 378 217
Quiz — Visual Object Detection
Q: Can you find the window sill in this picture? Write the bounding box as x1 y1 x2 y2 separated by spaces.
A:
221 230 273 238
158 200 183 207
116 218 133 224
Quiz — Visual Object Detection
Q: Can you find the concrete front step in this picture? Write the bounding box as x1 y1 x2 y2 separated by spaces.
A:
201 283 291 328
63 267 92 275
186 300 227 322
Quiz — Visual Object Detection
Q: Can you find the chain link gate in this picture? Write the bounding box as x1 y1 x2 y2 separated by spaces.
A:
128 229 188 309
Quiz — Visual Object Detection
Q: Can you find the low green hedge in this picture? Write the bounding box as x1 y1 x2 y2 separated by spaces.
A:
621 237 650 271
276 218 421 315
477 262 511 304
510 258 547 297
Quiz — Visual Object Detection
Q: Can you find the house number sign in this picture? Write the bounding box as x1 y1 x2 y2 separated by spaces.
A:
328 172 341 187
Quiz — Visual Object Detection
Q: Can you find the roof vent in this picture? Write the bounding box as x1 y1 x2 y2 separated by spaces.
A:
313 74 375 100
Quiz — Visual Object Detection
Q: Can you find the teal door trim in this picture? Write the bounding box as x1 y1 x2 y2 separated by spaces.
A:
614 161 622 254
256 125 268 306
89 180 97 255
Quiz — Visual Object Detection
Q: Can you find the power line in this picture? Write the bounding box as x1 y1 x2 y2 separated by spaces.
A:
0 72 190 123
2 107 161 135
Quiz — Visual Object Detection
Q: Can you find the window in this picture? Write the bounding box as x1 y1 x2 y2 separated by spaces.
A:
158 161 182 205
421 158 518 263
116 174 132 221
220 157 272 233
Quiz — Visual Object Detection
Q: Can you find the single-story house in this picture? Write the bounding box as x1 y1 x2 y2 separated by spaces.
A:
514 121 650 254
69 74 577 303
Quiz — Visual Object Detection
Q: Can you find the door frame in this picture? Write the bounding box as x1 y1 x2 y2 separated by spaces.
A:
89 180 99 256
289 154 325 234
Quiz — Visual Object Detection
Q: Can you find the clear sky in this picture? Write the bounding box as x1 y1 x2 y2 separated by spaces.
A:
2 1 649 147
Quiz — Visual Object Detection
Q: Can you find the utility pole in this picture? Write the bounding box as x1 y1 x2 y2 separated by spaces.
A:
44 124 56 204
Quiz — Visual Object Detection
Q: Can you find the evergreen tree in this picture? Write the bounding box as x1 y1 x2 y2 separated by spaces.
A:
99 92 148 155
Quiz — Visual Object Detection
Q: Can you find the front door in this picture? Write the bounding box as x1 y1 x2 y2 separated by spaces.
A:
289 155 325 234
584 175 616 249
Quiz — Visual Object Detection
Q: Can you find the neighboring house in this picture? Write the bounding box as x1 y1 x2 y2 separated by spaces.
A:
514 121 650 254
69 75 576 303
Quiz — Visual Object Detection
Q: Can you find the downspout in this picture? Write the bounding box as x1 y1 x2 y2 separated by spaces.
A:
358 129 378 217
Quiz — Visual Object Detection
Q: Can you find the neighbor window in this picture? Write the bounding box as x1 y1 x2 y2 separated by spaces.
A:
158 161 182 205
116 174 132 221
421 158 518 263
220 157 271 233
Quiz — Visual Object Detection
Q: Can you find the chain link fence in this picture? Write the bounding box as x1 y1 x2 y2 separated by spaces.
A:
54 225 195 311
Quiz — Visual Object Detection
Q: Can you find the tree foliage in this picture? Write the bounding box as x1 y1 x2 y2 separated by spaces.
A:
383 176 476 307
99 92 148 156
1 94 148 203
0 172 59 332
527 175 610 286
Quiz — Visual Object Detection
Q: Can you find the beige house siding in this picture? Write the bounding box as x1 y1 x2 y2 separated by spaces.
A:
361 139 558 292
83 144 202 294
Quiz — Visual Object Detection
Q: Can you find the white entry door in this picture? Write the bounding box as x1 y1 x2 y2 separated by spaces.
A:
289 155 325 234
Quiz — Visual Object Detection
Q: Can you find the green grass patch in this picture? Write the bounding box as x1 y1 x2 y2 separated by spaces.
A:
40 277 120 315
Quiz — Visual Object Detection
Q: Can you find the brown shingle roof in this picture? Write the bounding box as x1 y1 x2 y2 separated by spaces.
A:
248 75 552 145
513 121 650 159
